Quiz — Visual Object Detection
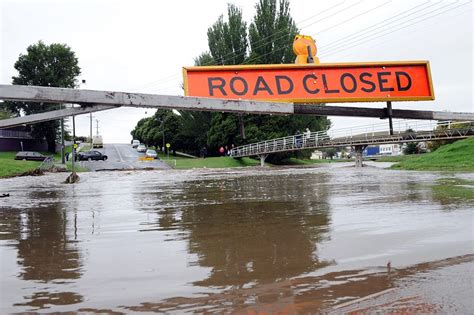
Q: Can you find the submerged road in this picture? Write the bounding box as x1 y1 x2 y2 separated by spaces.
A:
79 143 170 171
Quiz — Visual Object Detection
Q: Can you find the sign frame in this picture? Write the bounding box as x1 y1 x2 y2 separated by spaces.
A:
183 61 435 103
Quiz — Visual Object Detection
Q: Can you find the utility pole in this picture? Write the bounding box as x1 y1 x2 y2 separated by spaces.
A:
72 115 76 172
60 103 65 164
90 112 93 147
96 119 99 135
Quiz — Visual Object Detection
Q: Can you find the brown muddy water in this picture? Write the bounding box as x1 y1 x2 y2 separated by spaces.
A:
0 164 473 313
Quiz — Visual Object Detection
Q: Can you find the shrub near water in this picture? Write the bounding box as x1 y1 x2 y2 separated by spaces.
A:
392 137 474 171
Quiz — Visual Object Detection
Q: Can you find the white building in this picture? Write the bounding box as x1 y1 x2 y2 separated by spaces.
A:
379 144 401 156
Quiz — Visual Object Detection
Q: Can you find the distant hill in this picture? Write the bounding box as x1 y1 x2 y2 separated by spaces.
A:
391 137 474 171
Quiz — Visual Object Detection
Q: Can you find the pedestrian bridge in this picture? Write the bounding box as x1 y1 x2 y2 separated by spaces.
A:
229 120 474 166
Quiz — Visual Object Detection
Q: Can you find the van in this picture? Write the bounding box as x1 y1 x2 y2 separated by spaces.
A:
132 139 140 148
92 135 103 148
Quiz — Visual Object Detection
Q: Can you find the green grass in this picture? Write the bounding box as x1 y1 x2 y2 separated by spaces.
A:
280 157 351 165
431 178 474 201
391 137 474 171
0 146 88 178
166 156 260 169
0 152 42 178
373 155 419 162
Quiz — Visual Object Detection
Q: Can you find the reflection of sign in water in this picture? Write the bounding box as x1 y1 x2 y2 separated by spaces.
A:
166 143 171 148
183 61 434 103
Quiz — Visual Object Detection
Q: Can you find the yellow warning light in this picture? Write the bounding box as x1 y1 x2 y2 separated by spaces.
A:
293 34 319 64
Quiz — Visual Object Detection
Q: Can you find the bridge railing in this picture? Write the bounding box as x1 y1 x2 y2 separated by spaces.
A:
230 120 473 158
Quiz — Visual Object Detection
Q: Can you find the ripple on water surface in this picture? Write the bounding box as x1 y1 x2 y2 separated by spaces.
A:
0 167 473 313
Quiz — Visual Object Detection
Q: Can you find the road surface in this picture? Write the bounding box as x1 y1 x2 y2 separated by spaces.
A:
79 143 170 171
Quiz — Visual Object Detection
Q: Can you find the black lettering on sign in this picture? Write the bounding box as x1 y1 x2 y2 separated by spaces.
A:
229 77 248 96
303 74 320 94
253 76 273 95
395 71 412 91
322 74 340 94
208 77 227 96
360 72 376 92
275 75 294 95
377 72 394 92
340 73 357 93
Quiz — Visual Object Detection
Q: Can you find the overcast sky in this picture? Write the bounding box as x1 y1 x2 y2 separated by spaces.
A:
1 0 472 143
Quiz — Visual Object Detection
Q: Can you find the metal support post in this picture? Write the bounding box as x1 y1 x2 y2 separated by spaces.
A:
90 112 93 147
386 101 394 135
72 115 76 173
60 117 65 164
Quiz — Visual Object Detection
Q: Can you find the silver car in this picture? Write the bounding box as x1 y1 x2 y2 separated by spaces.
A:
145 149 158 159
136 144 147 153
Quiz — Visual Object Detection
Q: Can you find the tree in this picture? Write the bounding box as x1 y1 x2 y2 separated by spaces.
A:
208 4 248 65
247 0 298 64
0 106 13 120
202 0 330 160
4 41 81 152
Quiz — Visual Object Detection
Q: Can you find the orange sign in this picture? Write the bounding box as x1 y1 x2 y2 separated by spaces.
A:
183 61 434 103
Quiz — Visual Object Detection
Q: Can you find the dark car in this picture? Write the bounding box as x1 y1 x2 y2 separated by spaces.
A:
77 150 108 161
14 151 48 161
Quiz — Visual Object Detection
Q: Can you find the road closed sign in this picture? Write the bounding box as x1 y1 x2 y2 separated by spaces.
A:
183 61 434 103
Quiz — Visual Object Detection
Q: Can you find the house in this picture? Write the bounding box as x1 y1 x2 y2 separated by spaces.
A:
0 127 48 152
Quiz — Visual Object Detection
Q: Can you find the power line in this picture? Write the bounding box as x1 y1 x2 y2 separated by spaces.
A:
320 0 470 58
130 1 358 91
245 1 391 64
320 1 453 55
318 0 433 51
329 7 471 61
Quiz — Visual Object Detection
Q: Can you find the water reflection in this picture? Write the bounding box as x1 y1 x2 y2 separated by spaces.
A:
157 173 334 287
0 188 83 309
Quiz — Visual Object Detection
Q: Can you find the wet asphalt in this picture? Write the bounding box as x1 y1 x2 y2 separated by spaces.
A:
78 143 170 171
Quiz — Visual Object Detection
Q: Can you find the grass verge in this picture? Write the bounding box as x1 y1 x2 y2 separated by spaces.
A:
0 152 42 178
164 156 260 169
279 157 351 165
391 137 474 171
431 178 474 201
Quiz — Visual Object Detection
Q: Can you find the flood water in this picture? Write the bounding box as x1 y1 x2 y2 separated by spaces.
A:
1 164 473 313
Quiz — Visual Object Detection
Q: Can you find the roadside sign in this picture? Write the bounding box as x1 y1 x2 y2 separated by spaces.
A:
73 143 78 149
183 61 434 103
166 143 171 148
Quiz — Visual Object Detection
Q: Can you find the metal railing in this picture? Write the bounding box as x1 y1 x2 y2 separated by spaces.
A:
230 120 474 158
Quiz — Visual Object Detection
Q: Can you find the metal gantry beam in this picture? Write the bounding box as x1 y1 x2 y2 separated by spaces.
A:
0 104 116 128
0 84 292 114
0 85 473 129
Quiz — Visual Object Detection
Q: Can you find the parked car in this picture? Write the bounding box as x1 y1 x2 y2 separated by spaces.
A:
77 150 108 161
14 151 48 161
132 139 140 148
145 149 159 159
136 144 147 153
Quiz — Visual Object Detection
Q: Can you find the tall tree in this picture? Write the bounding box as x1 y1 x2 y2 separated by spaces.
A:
5 41 81 152
248 0 298 64
208 4 248 65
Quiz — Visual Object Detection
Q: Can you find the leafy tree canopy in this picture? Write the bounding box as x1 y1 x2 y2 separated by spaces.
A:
4 41 81 152
132 0 330 159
